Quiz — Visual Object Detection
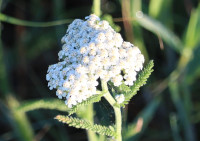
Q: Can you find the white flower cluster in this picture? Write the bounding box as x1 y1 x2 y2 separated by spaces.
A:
46 14 144 108
115 94 125 104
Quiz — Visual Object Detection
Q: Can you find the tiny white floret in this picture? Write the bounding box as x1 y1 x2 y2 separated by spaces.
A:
115 94 125 104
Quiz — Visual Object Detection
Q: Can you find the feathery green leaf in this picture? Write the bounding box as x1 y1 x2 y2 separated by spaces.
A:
55 115 116 137
16 98 68 113
69 93 104 115
121 60 154 107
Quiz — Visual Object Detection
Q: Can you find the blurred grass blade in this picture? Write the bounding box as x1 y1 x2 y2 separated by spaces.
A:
149 0 172 20
16 98 69 113
124 97 161 141
129 0 149 61
0 13 73 27
136 14 183 53
0 13 10 96
53 0 67 41
186 46 200 84
130 0 141 13
170 113 183 141
180 80 193 115
169 82 195 141
0 34 10 95
149 0 164 18
184 4 200 49
7 95 34 141
122 0 149 60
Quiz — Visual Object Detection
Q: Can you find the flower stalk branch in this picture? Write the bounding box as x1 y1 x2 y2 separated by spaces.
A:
102 80 122 141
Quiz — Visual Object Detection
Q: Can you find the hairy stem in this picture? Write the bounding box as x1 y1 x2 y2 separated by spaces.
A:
101 80 122 141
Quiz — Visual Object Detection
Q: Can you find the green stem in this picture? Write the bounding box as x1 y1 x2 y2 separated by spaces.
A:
0 2 11 96
101 81 122 141
92 0 101 16
113 107 122 141
86 104 98 141
0 13 73 27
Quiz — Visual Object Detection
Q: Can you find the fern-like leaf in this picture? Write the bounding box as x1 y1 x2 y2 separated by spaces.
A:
55 115 116 137
69 93 104 115
121 60 154 107
16 98 68 113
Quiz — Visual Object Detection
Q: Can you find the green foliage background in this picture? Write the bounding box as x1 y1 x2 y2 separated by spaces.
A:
0 0 200 141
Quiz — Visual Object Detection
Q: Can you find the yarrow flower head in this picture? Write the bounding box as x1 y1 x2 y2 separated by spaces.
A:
46 14 145 108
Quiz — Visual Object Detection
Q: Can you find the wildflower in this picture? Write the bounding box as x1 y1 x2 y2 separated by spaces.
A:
46 14 144 108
